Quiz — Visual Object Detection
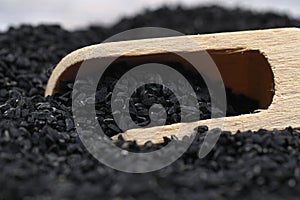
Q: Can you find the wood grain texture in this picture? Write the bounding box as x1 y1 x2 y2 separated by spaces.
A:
46 28 300 145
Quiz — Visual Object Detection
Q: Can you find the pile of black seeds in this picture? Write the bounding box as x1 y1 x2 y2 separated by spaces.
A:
88 61 258 137
0 5 300 200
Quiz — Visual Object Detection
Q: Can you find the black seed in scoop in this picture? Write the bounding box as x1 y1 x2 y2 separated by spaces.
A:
91 61 259 137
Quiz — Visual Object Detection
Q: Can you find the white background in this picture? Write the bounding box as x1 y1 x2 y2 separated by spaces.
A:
0 0 299 31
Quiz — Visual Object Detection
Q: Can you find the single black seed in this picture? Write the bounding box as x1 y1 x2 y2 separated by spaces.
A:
143 141 153 148
196 125 209 133
171 135 179 141
163 136 172 144
65 118 75 131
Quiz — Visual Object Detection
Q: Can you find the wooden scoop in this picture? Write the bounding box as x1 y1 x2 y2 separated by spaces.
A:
46 28 300 145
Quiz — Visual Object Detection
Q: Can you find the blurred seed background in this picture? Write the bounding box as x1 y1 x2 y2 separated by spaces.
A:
1 0 300 31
